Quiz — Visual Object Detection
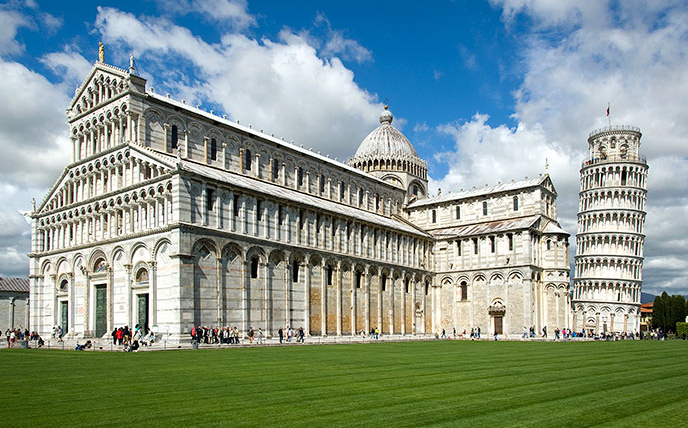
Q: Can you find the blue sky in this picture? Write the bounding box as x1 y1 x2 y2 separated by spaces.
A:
1 0 688 296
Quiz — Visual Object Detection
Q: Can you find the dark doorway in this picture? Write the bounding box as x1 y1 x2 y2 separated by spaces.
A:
137 293 149 332
60 301 69 334
95 285 107 337
494 316 503 335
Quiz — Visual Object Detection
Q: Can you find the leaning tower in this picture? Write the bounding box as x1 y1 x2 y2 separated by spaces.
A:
572 125 648 334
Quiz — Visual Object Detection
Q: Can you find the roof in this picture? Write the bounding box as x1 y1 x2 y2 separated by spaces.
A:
542 221 570 235
0 277 29 293
144 147 431 238
429 215 541 239
352 108 419 159
407 175 550 209
145 91 397 190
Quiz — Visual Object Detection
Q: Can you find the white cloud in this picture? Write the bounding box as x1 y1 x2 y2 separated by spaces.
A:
150 0 255 31
41 48 92 88
94 7 381 160
434 1 688 294
312 12 372 64
0 6 30 55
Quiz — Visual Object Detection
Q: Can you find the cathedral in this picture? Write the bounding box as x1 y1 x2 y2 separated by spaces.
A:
28 55 571 342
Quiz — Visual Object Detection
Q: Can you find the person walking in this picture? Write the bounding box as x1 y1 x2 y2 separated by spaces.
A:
248 327 254 344
278 327 284 344
257 328 263 344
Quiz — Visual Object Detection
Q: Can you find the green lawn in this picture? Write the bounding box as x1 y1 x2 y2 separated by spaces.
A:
2 340 687 427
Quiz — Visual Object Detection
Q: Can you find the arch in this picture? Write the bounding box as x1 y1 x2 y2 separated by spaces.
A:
128 241 150 265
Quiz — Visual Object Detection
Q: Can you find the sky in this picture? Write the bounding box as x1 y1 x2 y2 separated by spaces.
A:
0 0 687 296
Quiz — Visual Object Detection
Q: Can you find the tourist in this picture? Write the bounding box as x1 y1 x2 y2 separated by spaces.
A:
477 327 481 339
494 331 498 341
298 327 305 342
542 326 548 338
441 329 447 339
248 327 254 343
278 327 284 344
257 328 264 344
75 340 92 351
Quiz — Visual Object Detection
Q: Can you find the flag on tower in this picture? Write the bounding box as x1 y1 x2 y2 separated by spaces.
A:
607 103 610 117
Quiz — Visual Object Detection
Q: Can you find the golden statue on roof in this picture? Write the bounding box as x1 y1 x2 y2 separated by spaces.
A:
98 42 104 63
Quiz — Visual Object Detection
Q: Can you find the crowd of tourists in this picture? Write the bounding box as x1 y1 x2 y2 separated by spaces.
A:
3 328 44 348
111 324 155 352
190 325 307 345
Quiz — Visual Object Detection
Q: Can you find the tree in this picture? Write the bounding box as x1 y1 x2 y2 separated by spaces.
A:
652 294 665 330
671 295 686 332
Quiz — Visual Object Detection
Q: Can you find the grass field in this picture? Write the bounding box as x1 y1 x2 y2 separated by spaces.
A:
2 340 687 427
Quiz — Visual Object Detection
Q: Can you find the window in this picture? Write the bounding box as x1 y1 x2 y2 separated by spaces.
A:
473 238 478 254
460 282 468 300
621 170 627 185
456 206 461 219
171 125 178 149
412 185 418 196
299 210 304 230
431 209 437 223
508 233 513 251
256 199 262 221
297 167 304 187
375 194 380 211
245 150 252 171
292 260 300 282
59 279 68 291
456 240 462 256
405 278 409 293
319 174 325 194
547 240 552 250
233 194 240 217
250 257 259 279
490 236 496 253
424 282 429 295
381 275 387 292
339 183 345 200
278 205 283 225
206 188 214 212
355 271 361 289
272 159 279 180
513 196 518 211
358 189 364 206
210 138 217 161
483 201 488 216
327 266 333 286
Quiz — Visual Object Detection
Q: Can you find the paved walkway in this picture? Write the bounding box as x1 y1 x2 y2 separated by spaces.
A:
16 334 591 352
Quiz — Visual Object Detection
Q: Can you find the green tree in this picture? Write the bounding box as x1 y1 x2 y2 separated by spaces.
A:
652 294 665 330
671 295 686 332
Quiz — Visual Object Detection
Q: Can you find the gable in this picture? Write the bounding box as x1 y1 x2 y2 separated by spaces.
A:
35 144 174 216
67 62 142 120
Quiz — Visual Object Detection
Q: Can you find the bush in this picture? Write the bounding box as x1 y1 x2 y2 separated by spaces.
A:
677 322 688 338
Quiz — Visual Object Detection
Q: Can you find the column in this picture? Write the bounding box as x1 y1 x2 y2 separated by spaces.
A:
263 262 270 336
242 260 249 335
364 267 370 334
124 264 132 329
320 261 326 336
216 257 222 327
336 264 342 336
401 273 406 335
350 268 356 336
150 261 158 328
284 254 291 329
304 260 311 336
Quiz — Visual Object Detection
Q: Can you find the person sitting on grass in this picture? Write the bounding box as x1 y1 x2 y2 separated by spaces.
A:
124 340 140 352
75 340 92 351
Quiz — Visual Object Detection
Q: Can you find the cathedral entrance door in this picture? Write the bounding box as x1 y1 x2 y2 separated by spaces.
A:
60 301 69 334
95 285 107 337
494 316 503 335
137 293 149 331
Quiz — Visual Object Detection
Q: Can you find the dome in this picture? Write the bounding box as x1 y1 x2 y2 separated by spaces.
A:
353 107 419 159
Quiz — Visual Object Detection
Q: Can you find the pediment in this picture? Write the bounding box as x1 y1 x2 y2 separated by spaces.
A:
35 145 174 216
67 62 135 119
